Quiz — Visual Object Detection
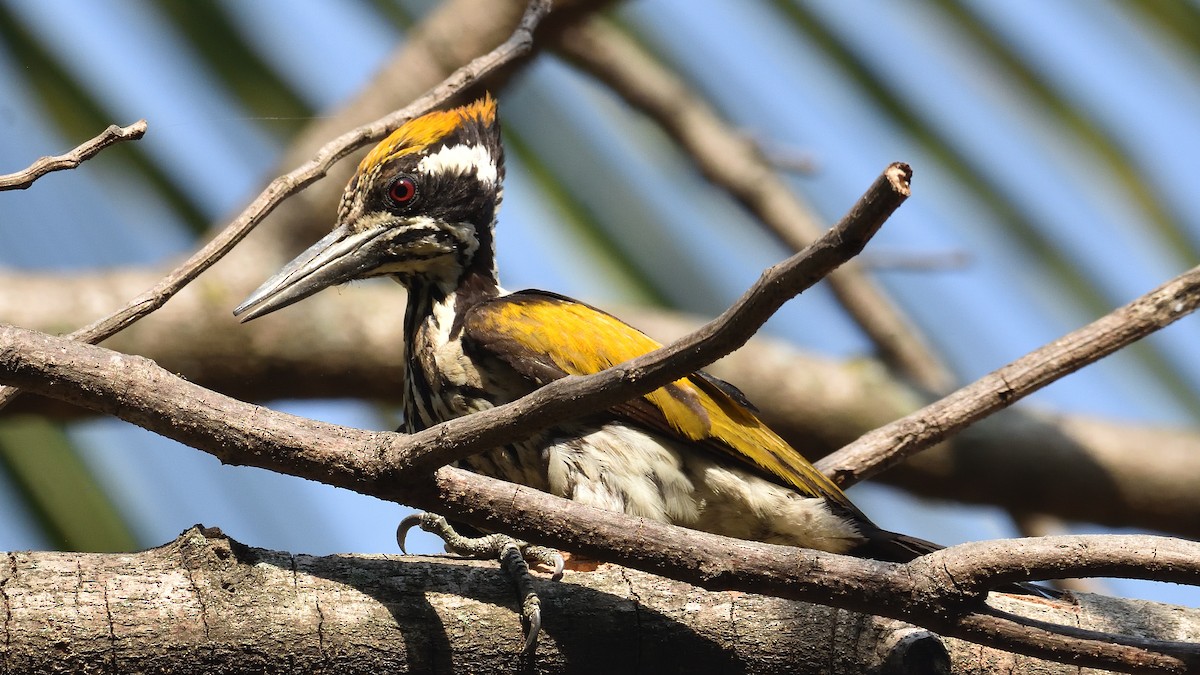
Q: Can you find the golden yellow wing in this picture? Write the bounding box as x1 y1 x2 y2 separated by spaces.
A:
462 290 856 511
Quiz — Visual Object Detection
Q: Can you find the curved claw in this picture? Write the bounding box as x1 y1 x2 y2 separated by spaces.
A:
523 546 565 581
521 599 541 655
395 512 428 554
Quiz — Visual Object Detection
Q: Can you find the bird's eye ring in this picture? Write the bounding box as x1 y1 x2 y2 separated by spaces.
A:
386 175 418 209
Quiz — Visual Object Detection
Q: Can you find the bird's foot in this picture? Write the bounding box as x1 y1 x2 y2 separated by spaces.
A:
397 512 564 653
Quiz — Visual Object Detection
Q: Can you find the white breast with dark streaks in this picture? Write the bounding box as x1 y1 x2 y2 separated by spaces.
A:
412 294 487 417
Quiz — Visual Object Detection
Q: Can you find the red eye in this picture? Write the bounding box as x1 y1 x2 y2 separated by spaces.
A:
387 175 417 208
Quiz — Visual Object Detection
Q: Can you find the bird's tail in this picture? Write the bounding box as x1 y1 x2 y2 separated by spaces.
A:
854 528 943 563
855 527 1059 599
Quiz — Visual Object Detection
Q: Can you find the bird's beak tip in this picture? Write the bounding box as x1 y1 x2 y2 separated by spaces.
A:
232 289 276 323
232 223 374 325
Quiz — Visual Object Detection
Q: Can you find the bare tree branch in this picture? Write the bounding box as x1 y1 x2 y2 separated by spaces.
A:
0 120 148 191
1 324 1198 671
817 262 1200 486
0 0 553 412
918 535 1200 597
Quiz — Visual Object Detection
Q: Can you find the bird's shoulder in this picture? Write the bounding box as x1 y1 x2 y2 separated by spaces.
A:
460 290 855 508
461 289 664 381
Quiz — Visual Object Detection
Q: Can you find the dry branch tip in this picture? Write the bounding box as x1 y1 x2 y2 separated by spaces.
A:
0 119 149 192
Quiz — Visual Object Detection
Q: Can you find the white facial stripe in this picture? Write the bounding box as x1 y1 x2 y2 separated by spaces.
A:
418 144 497 184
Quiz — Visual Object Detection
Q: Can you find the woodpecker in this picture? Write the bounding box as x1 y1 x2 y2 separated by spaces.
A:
235 95 935 558
235 98 1037 642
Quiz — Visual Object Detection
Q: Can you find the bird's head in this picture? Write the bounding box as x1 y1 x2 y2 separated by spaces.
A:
235 96 504 322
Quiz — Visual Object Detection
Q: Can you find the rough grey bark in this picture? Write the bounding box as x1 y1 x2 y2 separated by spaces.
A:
3 527 1194 674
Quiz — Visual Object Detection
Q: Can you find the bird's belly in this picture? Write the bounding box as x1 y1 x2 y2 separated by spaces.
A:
685 461 863 553
461 421 863 554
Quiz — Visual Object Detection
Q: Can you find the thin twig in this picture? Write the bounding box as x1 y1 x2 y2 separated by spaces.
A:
0 120 148 191
552 17 954 392
816 262 1200 487
0 0 552 413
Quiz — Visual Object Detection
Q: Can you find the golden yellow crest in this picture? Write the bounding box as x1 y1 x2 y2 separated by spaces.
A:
360 95 498 173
